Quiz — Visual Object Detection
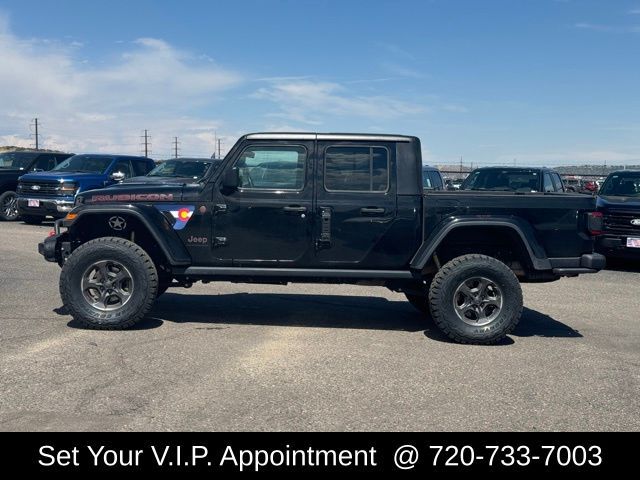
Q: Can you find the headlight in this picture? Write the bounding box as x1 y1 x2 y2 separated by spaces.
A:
74 195 85 206
60 182 78 193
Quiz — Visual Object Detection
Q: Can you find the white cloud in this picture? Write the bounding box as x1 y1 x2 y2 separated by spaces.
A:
0 14 242 157
254 80 425 126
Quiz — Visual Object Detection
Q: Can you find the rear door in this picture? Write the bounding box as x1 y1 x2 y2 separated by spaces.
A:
314 141 397 268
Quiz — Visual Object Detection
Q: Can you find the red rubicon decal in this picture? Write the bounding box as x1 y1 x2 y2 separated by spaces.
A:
89 193 174 202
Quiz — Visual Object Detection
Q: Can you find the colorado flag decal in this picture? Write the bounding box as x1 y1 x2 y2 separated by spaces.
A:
157 205 195 230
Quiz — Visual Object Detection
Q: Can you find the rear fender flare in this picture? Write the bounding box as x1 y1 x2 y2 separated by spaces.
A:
410 217 552 271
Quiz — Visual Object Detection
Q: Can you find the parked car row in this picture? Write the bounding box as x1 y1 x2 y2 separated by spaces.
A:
0 151 220 223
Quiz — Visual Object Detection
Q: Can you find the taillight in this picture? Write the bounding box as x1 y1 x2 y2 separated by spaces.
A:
587 211 603 236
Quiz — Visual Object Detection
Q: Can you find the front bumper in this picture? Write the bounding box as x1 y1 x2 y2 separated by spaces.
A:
596 234 640 259
17 196 74 218
549 253 607 276
38 221 70 264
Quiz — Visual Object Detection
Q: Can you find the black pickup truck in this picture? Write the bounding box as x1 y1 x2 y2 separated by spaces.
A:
0 150 73 221
39 133 605 344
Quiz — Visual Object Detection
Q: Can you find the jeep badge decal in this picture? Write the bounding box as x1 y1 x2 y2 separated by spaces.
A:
632 219 640 226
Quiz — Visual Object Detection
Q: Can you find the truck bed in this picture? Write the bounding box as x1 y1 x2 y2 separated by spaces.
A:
423 191 596 258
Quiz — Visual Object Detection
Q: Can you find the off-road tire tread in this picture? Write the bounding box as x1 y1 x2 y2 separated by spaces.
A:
428 254 523 344
59 236 158 329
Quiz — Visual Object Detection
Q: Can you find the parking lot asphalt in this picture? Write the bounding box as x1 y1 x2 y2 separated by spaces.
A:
0 221 639 432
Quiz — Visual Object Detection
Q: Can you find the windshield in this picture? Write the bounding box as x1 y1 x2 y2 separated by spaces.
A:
462 169 541 192
599 172 640 197
148 160 217 179
52 155 113 174
0 152 37 169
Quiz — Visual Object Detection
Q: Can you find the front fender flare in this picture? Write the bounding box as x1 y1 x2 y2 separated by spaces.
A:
66 204 191 266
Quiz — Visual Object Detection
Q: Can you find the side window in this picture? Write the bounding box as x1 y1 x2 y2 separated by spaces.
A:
132 160 151 176
236 145 306 190
422 170 433 190
113 159 133 178
325 146 389 192
33 155 56 171
552 173 564 192
431 171 444 190
543 173 555 193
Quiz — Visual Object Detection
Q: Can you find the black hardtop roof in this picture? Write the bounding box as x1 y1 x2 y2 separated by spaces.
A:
243 132 418 142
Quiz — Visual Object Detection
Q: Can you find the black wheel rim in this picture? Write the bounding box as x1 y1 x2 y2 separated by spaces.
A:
81 260 134 311
2 193 18 219
453 276 503 326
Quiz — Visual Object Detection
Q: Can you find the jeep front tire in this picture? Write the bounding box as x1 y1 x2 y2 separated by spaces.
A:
428 254 523 344
59 237 158 329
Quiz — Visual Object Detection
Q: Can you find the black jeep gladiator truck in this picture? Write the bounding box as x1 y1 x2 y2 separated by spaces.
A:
39 133 605 344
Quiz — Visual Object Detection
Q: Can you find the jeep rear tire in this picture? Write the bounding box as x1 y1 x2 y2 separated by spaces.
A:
0 191 19 221
428 254 523 344
59 237 158 329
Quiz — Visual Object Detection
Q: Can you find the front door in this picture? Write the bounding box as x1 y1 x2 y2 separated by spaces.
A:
314 141 398 268
212 141 315 266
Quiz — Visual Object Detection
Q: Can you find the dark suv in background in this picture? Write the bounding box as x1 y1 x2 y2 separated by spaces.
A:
596 170 640 259
461 167 565 193
0 150 73 221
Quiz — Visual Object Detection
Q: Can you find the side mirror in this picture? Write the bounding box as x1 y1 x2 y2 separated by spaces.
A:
110 171 126 182
221 167 240 190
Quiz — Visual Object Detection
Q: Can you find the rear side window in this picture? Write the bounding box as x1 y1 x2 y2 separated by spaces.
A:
325 146 389 192
33 155 57 171
236 145 307 190
422 170 433 189
551 173 564 192
132 160 153 176
113 159 133 178
430 171 444 190
543 173 555 193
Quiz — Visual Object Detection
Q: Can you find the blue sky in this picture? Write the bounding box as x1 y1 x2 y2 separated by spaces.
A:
0 0 638 165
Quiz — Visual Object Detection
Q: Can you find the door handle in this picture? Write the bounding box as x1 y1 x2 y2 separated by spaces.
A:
283 205 307 213
360 207 385 215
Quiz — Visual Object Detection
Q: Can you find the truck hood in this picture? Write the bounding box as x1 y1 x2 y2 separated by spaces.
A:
81 183 187 204
598 195 640 210
121 175 201 185
18 171 106 184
